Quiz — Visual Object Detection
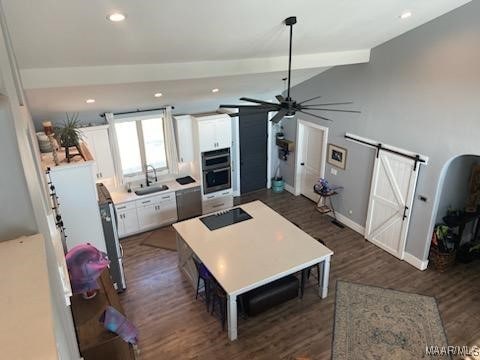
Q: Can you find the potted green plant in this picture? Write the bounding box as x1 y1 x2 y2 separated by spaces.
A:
56 113 83 162
429 224 458 272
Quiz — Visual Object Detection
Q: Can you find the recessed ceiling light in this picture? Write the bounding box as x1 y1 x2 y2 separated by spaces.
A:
400 11 412 19
107 13 126 22
154 93 163 98
85 99 95 104
212 88 219 93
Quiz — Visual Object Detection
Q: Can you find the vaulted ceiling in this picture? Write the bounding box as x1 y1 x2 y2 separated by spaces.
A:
1 0 471 124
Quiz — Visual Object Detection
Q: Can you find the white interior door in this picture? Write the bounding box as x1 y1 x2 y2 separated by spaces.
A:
298 123 326 202
365 150 419 259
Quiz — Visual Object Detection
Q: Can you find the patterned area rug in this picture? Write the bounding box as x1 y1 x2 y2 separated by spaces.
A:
140 226 177 251
333 281 450 360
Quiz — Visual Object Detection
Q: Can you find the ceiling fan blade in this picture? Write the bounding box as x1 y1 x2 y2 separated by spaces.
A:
219 104 269 109
239 97 280 107
270 109 288 124
298 110 333 122
302 107 361 113
225 109 271 118
276 95 285 102
298 95 323 104
303 102 353 107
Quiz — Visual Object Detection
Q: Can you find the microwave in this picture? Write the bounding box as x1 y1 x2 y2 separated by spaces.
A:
202 148 231 171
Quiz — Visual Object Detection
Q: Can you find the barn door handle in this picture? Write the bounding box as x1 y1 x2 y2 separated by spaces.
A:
402 206 409 220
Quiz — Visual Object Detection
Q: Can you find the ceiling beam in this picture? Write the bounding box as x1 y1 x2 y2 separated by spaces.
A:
20 49 370 89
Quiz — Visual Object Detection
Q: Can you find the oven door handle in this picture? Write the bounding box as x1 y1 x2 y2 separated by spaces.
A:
212 167 230 173
204 153 230 160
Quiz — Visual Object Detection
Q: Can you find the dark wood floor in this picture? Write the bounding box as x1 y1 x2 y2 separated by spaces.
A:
119 190 480 360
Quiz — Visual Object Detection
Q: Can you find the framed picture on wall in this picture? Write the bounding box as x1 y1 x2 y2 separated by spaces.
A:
327 144 347 170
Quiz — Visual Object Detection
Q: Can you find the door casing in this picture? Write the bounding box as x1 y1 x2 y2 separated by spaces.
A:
294 119 329 197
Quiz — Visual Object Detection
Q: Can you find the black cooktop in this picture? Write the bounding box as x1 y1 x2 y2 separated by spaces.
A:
200 207 252 231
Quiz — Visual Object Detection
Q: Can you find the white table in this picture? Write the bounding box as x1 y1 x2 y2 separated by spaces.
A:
173 200 333 341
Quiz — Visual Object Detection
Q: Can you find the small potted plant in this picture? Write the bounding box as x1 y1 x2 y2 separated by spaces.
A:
56 112 83 162
429 224 458 272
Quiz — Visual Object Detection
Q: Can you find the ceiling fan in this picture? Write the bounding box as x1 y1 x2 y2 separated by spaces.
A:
219 16 360 123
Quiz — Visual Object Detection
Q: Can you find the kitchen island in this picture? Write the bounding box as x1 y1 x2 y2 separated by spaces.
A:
173 200 333 341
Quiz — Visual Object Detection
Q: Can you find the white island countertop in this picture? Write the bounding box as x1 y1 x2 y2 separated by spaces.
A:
173 200 333 296
110 177 200 204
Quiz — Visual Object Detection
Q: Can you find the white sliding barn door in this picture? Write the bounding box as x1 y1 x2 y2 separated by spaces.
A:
365 150 419 259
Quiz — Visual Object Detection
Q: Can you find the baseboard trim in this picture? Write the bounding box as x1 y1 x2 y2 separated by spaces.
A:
284 183 296 195
403 252 429 271
328 211 365 236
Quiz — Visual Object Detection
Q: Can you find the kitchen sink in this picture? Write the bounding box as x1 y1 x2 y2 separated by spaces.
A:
134 184 169 196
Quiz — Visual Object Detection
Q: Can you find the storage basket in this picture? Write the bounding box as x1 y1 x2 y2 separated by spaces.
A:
429 246 456 272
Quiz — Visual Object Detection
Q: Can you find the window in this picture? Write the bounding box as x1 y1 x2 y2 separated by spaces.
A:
115 117 167 176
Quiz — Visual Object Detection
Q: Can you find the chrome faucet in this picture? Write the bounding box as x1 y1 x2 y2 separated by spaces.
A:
145 164 158 187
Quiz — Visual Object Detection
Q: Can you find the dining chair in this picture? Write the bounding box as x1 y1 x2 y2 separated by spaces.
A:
210 279 227 330
292 222 325 298
192 257 213 311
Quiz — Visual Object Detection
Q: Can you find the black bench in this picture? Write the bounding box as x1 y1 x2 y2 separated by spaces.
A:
241 275 299 316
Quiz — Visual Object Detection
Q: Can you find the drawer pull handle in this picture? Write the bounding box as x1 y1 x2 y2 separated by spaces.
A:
142 200 151 204
162 196 170 199
117 206 126 210
212 203 224 208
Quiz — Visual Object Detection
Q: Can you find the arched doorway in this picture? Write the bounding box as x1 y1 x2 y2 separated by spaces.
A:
429 154 480 262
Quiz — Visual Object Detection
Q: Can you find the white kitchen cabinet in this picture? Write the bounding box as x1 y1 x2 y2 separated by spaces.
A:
196 115 232 153
80 125 115 185
215 118 232 149
202 189 234 214
174 115 194 163
116 192 178 237
136 198 159 229
116 203 139 238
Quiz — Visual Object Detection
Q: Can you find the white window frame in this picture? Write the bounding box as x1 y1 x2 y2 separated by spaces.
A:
115 111 169 179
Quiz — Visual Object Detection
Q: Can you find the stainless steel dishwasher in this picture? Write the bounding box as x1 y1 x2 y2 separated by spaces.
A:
176 186 202 221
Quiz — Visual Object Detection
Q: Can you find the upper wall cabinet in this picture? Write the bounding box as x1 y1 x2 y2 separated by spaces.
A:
195 115 232 153
174 115 194 163
80 125 115 185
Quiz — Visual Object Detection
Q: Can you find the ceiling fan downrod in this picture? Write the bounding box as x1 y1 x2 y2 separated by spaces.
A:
284 16 297 101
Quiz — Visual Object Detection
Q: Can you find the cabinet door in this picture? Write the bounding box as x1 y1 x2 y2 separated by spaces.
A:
215 117 232 150
91 130 115 181
117 208 139 238
198 120 218 152
137 202 160 229
158 199 178 224
123 208 139 235
80 131 100 180
175 116 194 163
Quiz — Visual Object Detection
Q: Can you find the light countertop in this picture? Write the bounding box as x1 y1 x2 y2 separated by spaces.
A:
0 234 59 359
110 177 200 204
173 200 333 295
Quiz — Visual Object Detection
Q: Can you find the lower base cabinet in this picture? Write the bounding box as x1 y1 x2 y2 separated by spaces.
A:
202 190 234 214
117 206 139 237
117 192 178 238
